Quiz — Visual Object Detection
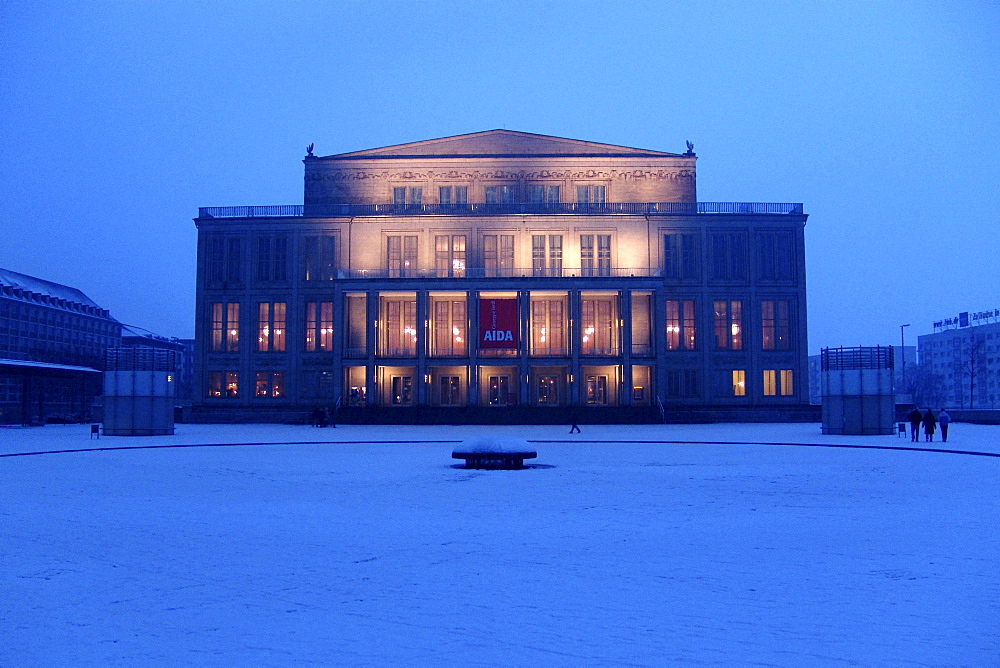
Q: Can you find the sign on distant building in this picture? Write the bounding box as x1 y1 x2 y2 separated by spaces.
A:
934 307 1000 331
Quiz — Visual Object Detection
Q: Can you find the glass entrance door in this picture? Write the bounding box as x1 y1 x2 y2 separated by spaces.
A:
585 375 608 405
440 376 461 406
488 375 512 405
391 376 413 405
537 375 559 405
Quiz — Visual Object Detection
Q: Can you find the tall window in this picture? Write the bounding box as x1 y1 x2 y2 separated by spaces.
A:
387 235 418 277
664 233 699 280
438 186 468 206
781 369 794 396
210 303 240 352
483 234 514 276
305 302 334 351
257 303 286 352
585 375 608 404
581 298 616 355
485 185 516 204
714 300 743 350
531 299 566 355
529 185 560 204
344 294 367 357
576 185 606 204
439 376 461 405
432 298 466 356
435 235 466 277
764 369 794 396
665 369 699 397
208 371 239 398
393 187 422 205
666 300 697 350
711 233 748 281
208 237 242 283
532 235 563 276
255 371 284 398
758 232 795 280
382 299 417 356
761 300 791 350
256 236 288 282
391 376 413 404
732 370 747 396
580 235 611 277
304 235 337 281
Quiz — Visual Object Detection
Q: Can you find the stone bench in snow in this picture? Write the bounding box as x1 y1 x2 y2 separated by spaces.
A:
452 437 536 469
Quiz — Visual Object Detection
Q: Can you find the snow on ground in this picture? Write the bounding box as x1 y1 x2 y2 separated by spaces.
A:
2 422 998 665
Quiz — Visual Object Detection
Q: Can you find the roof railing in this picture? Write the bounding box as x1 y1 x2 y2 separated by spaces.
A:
198 202 804 219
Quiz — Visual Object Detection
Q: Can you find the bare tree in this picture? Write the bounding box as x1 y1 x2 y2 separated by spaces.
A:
910 363 945 408
958 335 986 409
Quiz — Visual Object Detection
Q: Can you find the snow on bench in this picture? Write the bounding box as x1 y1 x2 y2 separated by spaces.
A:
452 437 537 469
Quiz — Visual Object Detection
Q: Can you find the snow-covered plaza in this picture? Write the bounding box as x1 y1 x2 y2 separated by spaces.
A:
3 422 998 665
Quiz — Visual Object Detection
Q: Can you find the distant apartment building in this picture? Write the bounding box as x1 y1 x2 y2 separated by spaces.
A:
193 130 810 422
918 310 1000 409
0 268 122 424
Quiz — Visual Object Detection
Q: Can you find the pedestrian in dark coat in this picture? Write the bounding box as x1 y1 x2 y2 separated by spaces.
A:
569 412 581 434
922 409 937 442
938 409 951 442
907 408 922 442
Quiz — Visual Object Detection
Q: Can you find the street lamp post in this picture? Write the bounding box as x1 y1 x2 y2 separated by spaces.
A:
900 324 911 394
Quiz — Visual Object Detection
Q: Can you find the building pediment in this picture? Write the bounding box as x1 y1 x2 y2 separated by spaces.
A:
322 130 684 159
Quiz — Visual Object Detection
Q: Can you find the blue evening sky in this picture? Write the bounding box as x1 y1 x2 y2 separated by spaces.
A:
2 1 997 350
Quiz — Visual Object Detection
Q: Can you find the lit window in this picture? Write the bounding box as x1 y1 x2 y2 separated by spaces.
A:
764 369 794 396
666 300 696 350
732 370 746 397
255 371 284 398
208 371 239 398
305 302 333 351
257 303 286 352
714 300 743 350
435 235 467 277
210 303 240 352
387 235 418 278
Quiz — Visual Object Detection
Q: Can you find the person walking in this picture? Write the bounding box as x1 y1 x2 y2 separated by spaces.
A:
922 409 937 443
569 412 581 434
907 407 922 442
938 409 951 442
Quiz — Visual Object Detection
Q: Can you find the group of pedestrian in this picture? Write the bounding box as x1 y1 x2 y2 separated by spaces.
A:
310 406 335 428
906 407 951 443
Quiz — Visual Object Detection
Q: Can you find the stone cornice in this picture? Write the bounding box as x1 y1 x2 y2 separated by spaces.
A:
307 168 695 182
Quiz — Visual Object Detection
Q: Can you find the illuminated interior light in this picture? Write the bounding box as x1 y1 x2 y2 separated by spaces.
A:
731 324 740 335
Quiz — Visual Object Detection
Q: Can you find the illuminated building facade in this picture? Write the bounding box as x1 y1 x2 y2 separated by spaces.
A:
192 130 809 421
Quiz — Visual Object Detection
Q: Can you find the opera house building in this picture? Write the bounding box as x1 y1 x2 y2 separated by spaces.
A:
192 130 809 422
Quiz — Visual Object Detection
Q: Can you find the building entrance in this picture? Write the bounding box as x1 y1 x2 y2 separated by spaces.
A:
440 376 461 405
488 375 512 405
391 375 413 405
537 375 559 404
586 375 608 405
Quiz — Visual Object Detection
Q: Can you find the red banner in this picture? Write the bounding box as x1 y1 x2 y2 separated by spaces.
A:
479 298 519 349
